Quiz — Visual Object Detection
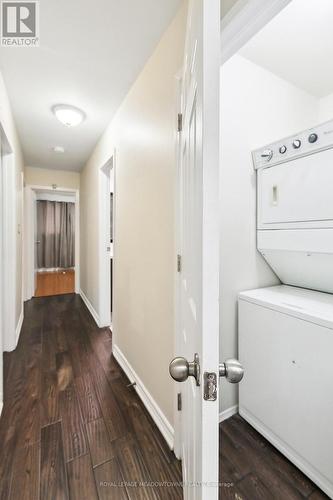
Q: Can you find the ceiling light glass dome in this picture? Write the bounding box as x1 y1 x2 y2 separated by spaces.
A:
52 104 86 127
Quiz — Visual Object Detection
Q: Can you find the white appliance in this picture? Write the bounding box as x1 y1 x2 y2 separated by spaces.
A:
239 120 333 498
253 119 333 294
239 286 333 498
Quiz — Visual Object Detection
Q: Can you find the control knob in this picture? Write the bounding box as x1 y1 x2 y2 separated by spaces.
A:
261 149 273 161
308 133 318 143
292 139 301 149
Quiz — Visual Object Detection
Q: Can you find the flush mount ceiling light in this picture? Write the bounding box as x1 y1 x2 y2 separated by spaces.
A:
52 104 86 127
52 146 65 153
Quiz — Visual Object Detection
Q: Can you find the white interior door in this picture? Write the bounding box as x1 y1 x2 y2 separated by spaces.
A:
98 156 114 328
171 1 220 499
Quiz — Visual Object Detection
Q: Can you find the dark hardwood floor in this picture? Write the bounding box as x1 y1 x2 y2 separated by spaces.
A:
0 294 182 500
219 415 329 500
0 293 329 500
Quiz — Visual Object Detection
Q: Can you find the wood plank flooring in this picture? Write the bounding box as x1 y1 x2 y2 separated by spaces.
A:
219 414 330 499
0 294 181 499
0 293 329 499
35 270 75 297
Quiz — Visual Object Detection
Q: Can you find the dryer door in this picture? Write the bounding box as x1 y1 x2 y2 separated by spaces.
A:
258 148 333 226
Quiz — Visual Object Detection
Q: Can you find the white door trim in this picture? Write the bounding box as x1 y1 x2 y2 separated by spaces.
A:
98 152 116 329
0 127 14 408
220 0 292 63
2 153 16 351
24 184 80 300
0 124 17 353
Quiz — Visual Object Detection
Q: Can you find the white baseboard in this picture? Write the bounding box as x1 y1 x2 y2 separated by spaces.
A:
0 401 3 417
113 344 174 450
15 307 24 347
219 404 238 423
80 289 101 327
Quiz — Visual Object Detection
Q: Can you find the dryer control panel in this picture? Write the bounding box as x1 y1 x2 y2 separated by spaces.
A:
252 119 333 170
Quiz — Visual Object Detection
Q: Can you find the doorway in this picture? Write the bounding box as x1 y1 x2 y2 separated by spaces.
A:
98 153 115 329
0 123 17 409
24 185 80 300
219 0 333 498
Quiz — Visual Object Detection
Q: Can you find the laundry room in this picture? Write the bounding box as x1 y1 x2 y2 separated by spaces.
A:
220 0 333 497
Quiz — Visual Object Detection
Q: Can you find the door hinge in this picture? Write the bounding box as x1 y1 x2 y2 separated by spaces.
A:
177 393 182 411
177 113 183 132
177 254 182 273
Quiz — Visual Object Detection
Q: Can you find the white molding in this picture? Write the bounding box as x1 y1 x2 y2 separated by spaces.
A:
74 190 80 293
113 344 174 450
23 186 35 300
80 289 101 328
2 151 17 351
240 407 333 499
0 402 3 417
26 184 78 192
220 0 292 64
36 192 76 203
98 154 115 328
219 404 238 423
15 307 24 347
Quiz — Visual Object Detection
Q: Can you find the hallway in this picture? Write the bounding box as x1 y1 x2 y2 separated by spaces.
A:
0 294 329 500
0 295 182 500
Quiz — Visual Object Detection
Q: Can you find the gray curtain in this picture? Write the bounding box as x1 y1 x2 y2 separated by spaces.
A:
37 200 75 268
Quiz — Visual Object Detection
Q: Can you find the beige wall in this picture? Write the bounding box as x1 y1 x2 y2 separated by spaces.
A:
80 1 187 428
25 166 80 190
0 72 24 335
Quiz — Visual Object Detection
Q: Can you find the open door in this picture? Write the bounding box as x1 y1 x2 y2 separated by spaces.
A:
169 1 221 498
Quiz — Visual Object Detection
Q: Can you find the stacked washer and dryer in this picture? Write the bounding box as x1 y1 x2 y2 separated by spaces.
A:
239 119 333 498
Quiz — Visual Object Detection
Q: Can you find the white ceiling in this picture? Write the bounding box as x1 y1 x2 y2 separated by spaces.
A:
0 0 181 171
240 0 333 98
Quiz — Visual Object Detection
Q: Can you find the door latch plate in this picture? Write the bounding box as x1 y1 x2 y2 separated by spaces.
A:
203 372 217 401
